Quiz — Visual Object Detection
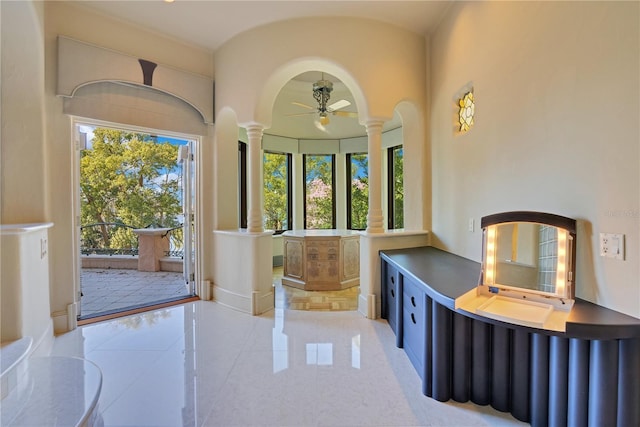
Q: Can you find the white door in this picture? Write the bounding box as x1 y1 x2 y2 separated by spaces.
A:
178 141 196 293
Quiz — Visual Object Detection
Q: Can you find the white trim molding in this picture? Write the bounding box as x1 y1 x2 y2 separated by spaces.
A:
57 36 214 125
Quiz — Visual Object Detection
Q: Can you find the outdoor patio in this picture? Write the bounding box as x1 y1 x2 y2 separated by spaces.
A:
80 268 191 318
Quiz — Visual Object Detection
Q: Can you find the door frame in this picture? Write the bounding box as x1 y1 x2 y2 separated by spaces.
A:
71 117 203 319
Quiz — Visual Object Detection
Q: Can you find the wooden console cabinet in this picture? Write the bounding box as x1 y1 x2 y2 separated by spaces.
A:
380 246 640 427
282 230 360 291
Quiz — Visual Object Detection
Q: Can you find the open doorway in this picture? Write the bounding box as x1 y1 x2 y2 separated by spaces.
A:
75 122 198 321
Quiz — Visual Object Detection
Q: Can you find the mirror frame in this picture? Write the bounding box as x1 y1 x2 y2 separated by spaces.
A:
480 211 577 301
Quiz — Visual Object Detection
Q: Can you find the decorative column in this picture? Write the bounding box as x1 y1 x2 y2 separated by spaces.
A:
246 124 264 233
365 120 385 233
133 228 171 271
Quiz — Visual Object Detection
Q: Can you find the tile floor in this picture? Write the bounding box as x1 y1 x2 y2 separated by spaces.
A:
53 294 529 426
80 268 192 318
275 267 360 311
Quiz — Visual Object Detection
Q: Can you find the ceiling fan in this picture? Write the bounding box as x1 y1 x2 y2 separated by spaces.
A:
287 74 358 126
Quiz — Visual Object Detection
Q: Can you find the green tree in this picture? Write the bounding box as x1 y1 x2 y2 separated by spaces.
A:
305 155 334 229
350 153 369 230
263 152 288 231
80 128 181 250
392 147 404 228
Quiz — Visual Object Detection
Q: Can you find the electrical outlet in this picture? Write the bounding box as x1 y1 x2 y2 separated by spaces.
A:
600 233 625 260
468 218 474 232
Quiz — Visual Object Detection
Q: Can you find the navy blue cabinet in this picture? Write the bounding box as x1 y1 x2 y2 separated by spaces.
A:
380 247 640 427
381 261 402 347
401 275 426 377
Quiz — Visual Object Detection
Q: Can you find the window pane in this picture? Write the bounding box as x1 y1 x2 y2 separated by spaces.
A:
392 147 404 228
305 154 334 229
263 152 289 231
349 153 368 230
238 142 247 229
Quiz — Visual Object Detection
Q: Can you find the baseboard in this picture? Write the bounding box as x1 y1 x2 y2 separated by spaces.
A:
253 289 275 315
213 285 275 315
212 285 253 314
358 293 378 319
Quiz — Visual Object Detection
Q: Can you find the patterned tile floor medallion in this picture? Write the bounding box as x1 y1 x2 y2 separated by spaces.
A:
273 266 359 311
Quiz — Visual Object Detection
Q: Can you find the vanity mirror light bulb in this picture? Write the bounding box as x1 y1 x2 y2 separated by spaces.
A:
556 230 568 294
485 270 494 285
485 225 497 285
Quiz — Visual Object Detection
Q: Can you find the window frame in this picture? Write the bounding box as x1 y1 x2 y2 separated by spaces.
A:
346 152 369 231
238 141 247 229
263 150 292 234
387 145 404 230
302 153 336 229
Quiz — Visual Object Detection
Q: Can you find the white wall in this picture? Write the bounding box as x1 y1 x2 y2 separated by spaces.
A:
0 2 56 346
215 17 426 126
1 225 54 355
430 1 639 317
1 0 46 223
0 3 56 349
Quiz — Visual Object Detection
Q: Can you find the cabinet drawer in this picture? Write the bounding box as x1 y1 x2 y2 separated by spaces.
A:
403 276 426 377
382 261 402 346
403 275 425 320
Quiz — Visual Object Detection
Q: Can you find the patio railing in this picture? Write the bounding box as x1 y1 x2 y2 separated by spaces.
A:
160 225 185 259
80 222 138 256
81 247 139 256
80 222 184 258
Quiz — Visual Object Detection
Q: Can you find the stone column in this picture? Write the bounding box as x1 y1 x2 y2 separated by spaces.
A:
246 124 264 233
365 120 385 233
133 228 170 272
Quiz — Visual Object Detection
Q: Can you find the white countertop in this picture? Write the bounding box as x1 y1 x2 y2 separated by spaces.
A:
0 222 54 235
283 229 361 237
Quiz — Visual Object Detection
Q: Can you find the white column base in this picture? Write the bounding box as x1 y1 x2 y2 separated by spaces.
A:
212 230 274 315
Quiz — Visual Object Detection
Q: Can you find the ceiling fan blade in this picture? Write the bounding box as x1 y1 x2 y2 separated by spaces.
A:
286 112 316 117
332 111 358 118
327 99 351 111
291 101 315 110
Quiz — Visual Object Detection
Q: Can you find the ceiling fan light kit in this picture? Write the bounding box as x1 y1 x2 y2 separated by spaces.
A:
313 78 333 114
287 72 358 127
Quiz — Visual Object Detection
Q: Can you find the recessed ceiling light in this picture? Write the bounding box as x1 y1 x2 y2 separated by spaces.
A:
164 0 175 3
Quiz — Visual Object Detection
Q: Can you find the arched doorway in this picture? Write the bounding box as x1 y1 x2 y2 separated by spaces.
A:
260 69 406 312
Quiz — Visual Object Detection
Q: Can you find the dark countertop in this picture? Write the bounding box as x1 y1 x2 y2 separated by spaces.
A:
380 246 480 308
380 246 640 339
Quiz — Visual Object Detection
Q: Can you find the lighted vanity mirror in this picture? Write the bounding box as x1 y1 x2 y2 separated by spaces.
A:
456 211 577 331
480 211 576 303
481 212 576 300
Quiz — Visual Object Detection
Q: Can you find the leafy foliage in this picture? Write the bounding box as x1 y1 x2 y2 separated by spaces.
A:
349 153 369 230
305 155 334 229
80 128 182 250
391 147 404 228
263 152 289 231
